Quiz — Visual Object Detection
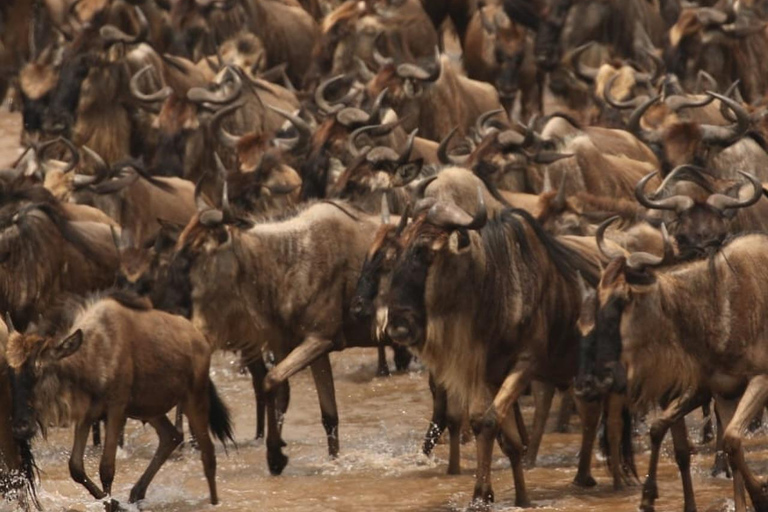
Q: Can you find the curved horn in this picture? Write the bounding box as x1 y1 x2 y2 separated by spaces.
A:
695 70 718 94
395 203 411 235
719 80 742 122
552 171 568 210
595 216 624 260
571 42 598 83
315 74 348 115
604 73 644 110
475 109 504 139
81 145 108 175
194 176 209 213
397 129 417 165
652 164 709 195
626 224 673 270
268 106 312 152
356 57 376 82
37 136 81 174
208 102 244 149
664 93 715 112
706 171 763 212
531 150 574 165
380 193 391 225
634 170 694 212
372 33 394 68
5 313 15 335
416 175 437 198
437 128 469 166
99 5 148 45
497 130 527 149
542 168 553 193
426 186 487 230
627 95 662 144
700 91 750 144
130 65 172 103
187 67 242 105
368 87 388 124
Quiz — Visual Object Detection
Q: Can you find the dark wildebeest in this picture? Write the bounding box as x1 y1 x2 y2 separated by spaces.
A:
0 317 39 512
383 192 614 508
583 227 768 512
5 291 234 505
170 199 386 474
0 185 119 330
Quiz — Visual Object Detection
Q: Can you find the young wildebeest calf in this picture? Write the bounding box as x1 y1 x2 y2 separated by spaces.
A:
4 292 233 505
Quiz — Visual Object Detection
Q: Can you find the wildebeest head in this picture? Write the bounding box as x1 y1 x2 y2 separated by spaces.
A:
351 195 409 320
385 189 487 347
627 91 750 170
314 0 381 76
533 0 572 71
4 320 84 441
635 166 763 257
477 4 527 110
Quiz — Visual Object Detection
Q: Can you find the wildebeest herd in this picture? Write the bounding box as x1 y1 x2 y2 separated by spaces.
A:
2 0 768 510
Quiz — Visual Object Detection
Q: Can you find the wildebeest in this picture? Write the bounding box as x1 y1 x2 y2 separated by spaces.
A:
0 317 38 512
383 191 613 507
4 291 234 505
170 198 387 474
584 223 768 512
0 183 119 329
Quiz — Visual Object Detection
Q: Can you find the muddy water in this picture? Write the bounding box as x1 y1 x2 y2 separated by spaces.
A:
0 111 764 512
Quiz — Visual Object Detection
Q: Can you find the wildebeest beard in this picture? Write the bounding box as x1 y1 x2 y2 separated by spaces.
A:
574 328 600 401
351 250 386 320
9 361 39 442
591 294 627 395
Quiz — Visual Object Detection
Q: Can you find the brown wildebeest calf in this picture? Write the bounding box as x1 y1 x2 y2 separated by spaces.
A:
4 292 234 505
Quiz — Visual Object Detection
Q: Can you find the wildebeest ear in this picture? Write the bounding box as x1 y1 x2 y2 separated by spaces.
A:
50 329 83 361
447 229 471 254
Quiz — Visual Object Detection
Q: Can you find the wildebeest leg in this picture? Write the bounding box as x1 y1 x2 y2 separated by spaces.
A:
700 401 714 444
185 392 218 505
263 335 334 393
604 392 636 490
484 366 532 429
573 396 600 488
468 386 497 510
265 391 288 475
392 345 412 372
711 400 731 478
376 343 390 377
669 419 697 512
723 376 768 512
496 412 530 508
524 380 555 468
716 397 746 512
639 390 707 512
310 354 339 458
70 419 106 499
555 389 576 433
246 358 268 440
92 421 101 447
174 408 184 438
445 390 463 475
423 374 447 457
99 409 127 497
129 415 183 503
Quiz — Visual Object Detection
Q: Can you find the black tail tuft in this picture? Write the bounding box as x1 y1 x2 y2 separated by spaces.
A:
208 382 235 449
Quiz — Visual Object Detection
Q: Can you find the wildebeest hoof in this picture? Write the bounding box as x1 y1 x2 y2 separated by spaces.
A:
711 451 731 478
467 494 493 512
523 455 537 469
376 367 391 377
267 447 289 475
572 473 597 487
103 498 127 512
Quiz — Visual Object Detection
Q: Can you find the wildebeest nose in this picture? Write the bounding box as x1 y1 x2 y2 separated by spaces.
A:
349 297 366 318
12 420 35 440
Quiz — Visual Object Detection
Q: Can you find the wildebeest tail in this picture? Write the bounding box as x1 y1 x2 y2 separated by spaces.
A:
208 382 235 447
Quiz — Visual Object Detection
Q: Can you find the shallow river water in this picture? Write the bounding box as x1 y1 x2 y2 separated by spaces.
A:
0 111 765 512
